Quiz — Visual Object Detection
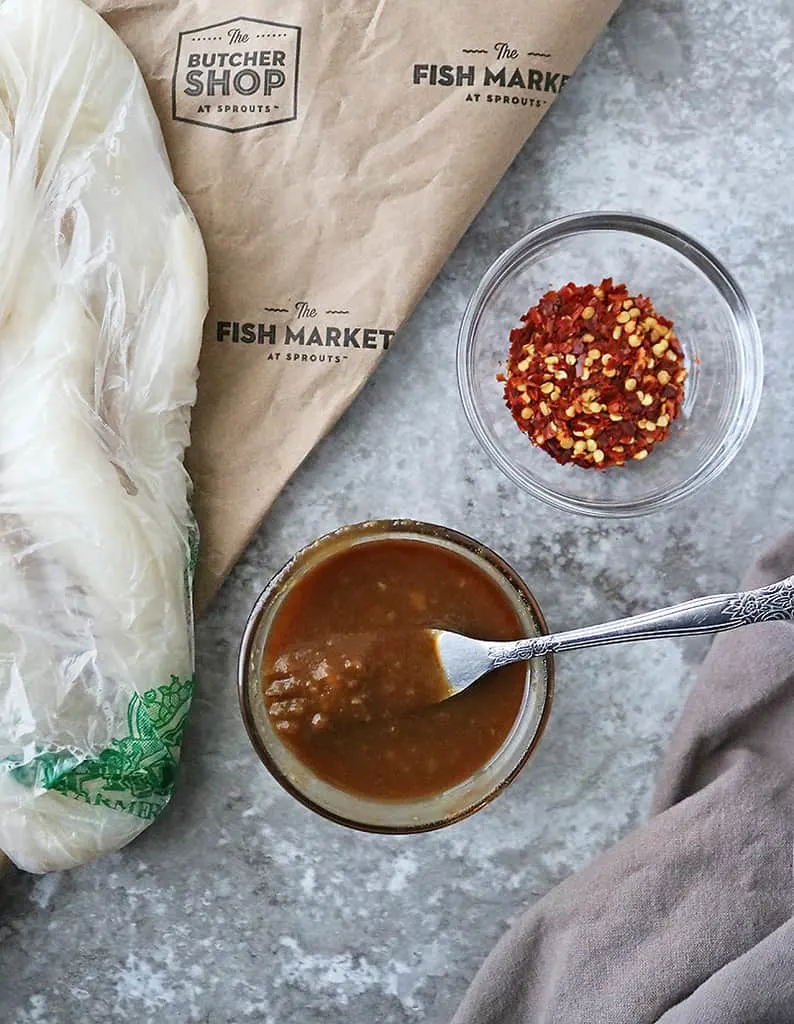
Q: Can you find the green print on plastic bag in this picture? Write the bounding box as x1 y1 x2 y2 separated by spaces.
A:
6 676 194 821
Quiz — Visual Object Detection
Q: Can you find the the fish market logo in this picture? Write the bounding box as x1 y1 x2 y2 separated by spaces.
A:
173 17 301 132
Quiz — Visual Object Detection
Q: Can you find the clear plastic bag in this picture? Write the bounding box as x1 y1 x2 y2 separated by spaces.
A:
0 0 208 872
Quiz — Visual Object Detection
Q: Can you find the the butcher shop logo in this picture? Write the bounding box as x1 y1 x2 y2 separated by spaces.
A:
172 17 301 132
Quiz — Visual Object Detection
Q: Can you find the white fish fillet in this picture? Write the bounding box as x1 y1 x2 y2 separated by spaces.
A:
0 0 208 871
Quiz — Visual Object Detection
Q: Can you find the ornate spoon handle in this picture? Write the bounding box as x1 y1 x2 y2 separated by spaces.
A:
491 574 794 666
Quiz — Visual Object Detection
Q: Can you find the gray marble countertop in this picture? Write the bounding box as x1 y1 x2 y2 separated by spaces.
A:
3 0 793 1021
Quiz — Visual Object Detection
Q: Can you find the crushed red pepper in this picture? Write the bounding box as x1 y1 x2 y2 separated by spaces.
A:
500 278 687 469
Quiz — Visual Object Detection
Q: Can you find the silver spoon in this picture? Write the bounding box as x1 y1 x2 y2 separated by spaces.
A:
432 573 794 697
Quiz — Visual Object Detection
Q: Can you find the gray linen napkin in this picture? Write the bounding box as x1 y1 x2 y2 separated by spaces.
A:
452 534 794 1024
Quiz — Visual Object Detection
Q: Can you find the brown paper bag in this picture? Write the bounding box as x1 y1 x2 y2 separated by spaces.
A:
88 0 619 610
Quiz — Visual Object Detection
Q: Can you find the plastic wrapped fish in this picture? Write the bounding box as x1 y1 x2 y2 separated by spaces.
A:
0 0 208 872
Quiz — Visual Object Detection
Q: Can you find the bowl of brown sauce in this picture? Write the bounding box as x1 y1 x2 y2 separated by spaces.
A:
238 520 554 833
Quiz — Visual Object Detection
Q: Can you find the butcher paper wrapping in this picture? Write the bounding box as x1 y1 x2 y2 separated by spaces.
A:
88 0 620 611
0 0 208 872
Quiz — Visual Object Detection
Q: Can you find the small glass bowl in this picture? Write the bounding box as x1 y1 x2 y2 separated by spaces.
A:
238 520 554 833
457 212 763 517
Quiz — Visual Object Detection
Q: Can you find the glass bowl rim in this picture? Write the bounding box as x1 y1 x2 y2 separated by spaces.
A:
456 210 764 518
237 518 555 834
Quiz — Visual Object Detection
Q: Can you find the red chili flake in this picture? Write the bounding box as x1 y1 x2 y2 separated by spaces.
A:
502 278 687 469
